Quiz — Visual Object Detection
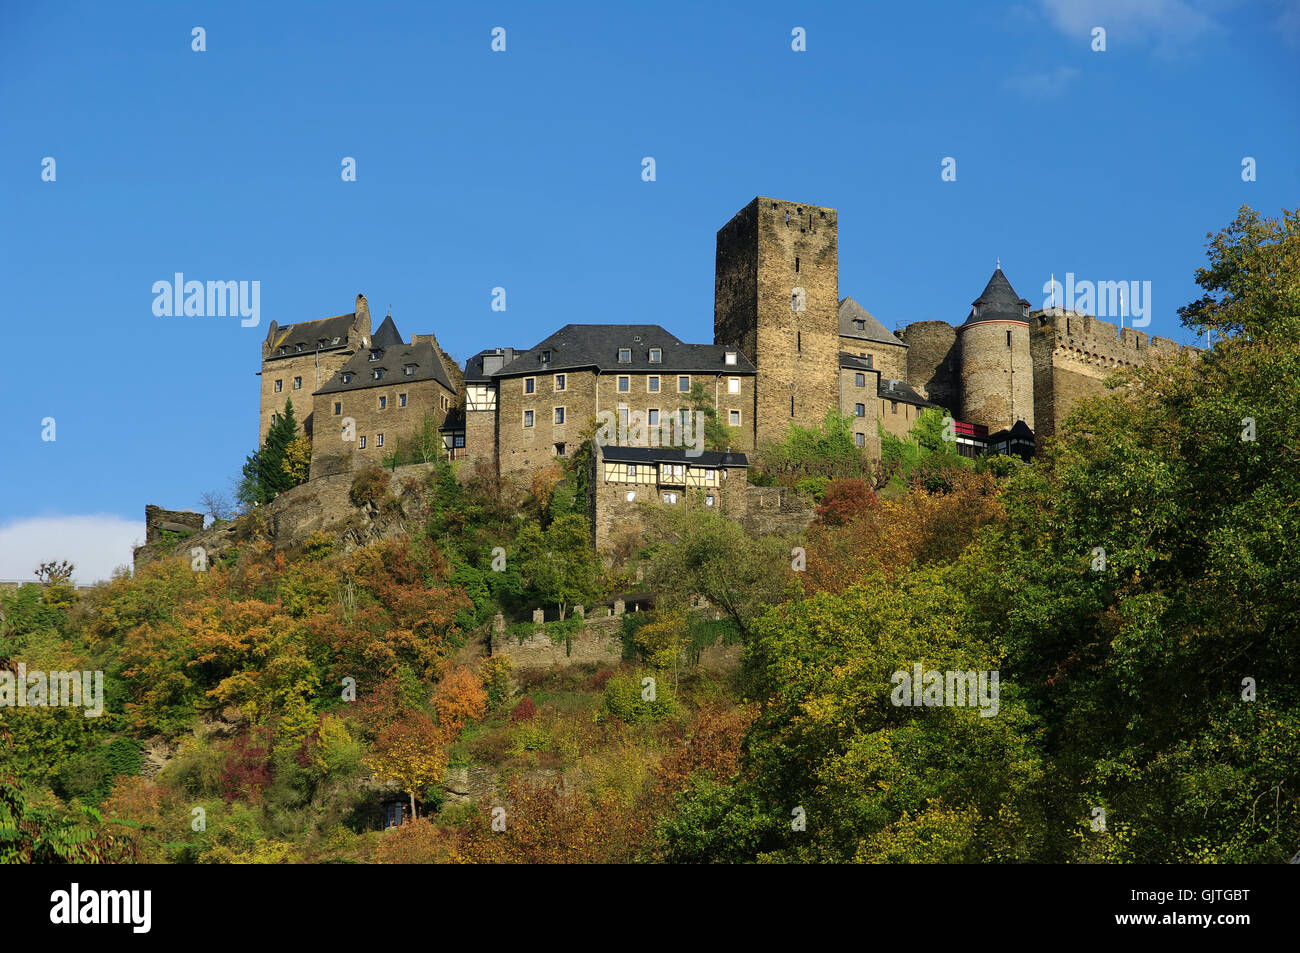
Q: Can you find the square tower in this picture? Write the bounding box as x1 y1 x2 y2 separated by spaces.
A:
714 197 840 447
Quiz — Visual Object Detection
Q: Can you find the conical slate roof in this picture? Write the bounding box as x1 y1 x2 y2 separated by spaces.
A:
371 313 404 347
962 267 1030 326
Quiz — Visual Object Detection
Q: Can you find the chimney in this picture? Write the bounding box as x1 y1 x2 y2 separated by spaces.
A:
355 293 372 340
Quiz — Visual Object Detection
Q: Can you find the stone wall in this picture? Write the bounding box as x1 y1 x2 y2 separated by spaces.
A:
741 485 814 537
143 505 205 544
1030 309 1196 442
900 321 959 411
840 335 907 381
840 366 882 461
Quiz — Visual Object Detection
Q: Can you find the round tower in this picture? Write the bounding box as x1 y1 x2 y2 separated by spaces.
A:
957 265 1034 433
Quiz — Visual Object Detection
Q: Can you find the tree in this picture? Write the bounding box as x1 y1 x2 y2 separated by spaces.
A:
365 712 449 820
282 434 312 485
641 507 791 639
237 399 303 506
198 491 234 522
515 514 600 620
1177 205 1299 341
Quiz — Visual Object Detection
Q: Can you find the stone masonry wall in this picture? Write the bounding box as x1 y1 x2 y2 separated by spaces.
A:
959 320 1035 433
309 376 455 480
901 321 959 411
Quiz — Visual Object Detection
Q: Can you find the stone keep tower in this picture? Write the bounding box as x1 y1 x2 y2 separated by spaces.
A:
958 266 1035 433
714 197 840 447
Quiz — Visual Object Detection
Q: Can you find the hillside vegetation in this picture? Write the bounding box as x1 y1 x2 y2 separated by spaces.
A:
2 206 1296 863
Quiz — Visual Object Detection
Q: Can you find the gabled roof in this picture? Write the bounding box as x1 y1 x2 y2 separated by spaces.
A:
266 313 357 357
987 420 1035 442
599 444 749 468
878 377 933 406
464 348 523 383
371 313 404 347
315 340 455 395
962 267 1031 326
839 297 906 347
494 324 756 377
839 352 879 372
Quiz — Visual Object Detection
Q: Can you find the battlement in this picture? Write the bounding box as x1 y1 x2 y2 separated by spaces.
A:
1032 308 1193 366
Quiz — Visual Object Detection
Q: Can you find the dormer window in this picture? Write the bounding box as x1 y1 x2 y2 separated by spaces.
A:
649 348 662 363
296 344 304 352
369 350 381 361
278 346 287 355
318 339 326 347
342 372 352 383
618 348 632 363
542 350 552 363
1022 304 1030 317
724 351 737 366
854 320 865 331
332 336 341 344
372 368 384 380
404 364 416 376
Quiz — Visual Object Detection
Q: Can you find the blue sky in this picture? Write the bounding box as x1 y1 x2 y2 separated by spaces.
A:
2 0 1297 581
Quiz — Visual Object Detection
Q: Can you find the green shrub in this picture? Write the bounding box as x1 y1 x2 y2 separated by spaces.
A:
349 466 391 508
597 673 679 725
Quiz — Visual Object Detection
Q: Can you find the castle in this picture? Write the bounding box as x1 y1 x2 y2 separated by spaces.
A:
257 196 1196 549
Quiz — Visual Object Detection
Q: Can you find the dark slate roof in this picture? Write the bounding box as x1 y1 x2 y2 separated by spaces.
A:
371 314 404 347
599 444 749 468
878 377 933 406
962 268 1031 326
464 348 523 383
267 313 357 358
316 340 455 395
839 352 878 371
839 297 906 347
494 325 756 377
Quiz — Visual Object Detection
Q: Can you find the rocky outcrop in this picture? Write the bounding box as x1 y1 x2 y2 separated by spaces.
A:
133 462 445 572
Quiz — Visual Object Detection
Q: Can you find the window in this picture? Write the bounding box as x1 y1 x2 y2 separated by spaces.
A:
679 409 690 429
855 433 865 447
278 346 287 355
542 350 552 362
677 376 690 393
404 364 415 376
296 344 303 352
648 409 659 427
705 494 716 507
663 492 679 504
649 348 662 363
729 410 741 426
333 402 341 415
855 403 865 417
554 374 566 391
866 355 874 369
274 379 282 392
1007 330 1013 347
398 393 407 407
524 377 535 394
271 413 279 425
662 464 684 483
342 372 352 383
377 433 384 447
293 376 302 389
891 401 899 415
795 256 800 273
628 464 638 479
797 332 802 352
618 376 630 392
554 407 565 425
318 339 326 348
648 376 660 393
454 435 465 448
332 336 340 345
372 369 384 380
359 435 367 449
554 442 565 456
854 319 865 331
618 348 631 363
523 410 534 428
725 351 737 366
728 377 740 394
369 350 381 361
791 396 795 417
619 405 629 427
625 491 636 502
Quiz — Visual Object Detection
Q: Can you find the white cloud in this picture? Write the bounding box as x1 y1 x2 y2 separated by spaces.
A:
1005 65 1081 98
1040 0 1217 54
0 515 144 586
